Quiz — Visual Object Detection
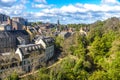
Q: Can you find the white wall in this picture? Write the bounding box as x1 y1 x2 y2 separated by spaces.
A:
15 48 23 61
35 39 46 49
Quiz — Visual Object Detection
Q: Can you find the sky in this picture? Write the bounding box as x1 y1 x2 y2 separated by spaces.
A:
0 0 120 24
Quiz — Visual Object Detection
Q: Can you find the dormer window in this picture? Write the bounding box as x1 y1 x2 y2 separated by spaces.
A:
25 47 27 51
38 45 41 48
29 47 31 51
35 46 38 49
32 46 35 50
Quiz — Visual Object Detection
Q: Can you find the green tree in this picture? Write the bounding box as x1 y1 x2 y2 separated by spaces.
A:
55 36 64 48
88 70 108 80
37 67 50 80
5 72 19 80
89 31 116 63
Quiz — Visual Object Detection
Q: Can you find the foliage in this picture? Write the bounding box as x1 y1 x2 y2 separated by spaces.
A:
89 31 116 64
55 36 64 48
21 17 120 80
88 70 108 80
30 22 43 27
5 72 19 80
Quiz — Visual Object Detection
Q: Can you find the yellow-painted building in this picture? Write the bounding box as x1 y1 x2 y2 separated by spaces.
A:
26 26 38 41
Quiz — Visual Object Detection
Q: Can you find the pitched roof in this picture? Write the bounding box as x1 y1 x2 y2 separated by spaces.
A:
0 30 29 38
35 36 54 46
18 44 43 55
42 37 54 46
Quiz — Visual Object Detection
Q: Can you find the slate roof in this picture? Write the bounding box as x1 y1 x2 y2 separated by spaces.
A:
18 44 43 55
35 36 54 46
0 30 29 38
42 37 54 46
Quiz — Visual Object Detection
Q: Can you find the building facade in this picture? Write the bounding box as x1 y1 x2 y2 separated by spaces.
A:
0 14 9 24
35 36 54 61
0 30 30 53
0 36 54 79
12 17 27 26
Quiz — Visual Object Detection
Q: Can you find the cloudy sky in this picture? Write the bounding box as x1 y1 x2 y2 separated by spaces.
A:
0 0 120 24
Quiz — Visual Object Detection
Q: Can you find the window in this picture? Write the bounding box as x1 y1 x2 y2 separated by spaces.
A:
35 46 38 49
25 47 27 51
29 47 31 51
32 46 35 50
22 61 26 65
38 45 41 48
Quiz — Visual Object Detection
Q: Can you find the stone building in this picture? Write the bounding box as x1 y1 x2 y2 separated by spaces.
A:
58 31 71 39
12 21 23 30
35 36 54 61
15 44 45 72
26 26 38 41
0 30 30 53
0 14 12 31
12 17 27 26
79 27 87 36
0 14 9 24
0 24 12 31
0 36 54 79
0 53 22 79
12 17 28 30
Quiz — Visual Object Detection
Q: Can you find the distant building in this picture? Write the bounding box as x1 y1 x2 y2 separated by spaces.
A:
59 31 71 39
0 14 9 24
26 26 39 41
79 27 87 36
12 17 28 30
0 24 12 31
0 14 28 31
0 14 12 31
12 21 23 30
12 17 27 26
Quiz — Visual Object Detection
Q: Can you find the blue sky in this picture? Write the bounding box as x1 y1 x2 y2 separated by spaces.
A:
47 0 100 7
0 0 120 24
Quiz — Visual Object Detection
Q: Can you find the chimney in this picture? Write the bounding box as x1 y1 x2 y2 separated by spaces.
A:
7 17 12 26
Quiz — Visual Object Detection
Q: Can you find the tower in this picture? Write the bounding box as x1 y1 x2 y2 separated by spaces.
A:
57 19 60 31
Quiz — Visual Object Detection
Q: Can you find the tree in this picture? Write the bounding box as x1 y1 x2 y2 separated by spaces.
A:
88 70 108 80
89 31 116 64
37 67 50 80
5 72 19 80
105 38 120 79
55 36 64 48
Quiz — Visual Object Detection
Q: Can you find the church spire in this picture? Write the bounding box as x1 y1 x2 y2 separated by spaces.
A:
56 19 60 31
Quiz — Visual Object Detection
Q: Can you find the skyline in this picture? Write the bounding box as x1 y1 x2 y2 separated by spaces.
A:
0 0 120 24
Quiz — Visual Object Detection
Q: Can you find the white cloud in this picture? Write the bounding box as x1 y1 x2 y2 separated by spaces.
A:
39 2 120 23
60 5 81 13
1 0 120 24
1 0 16 3
0 3 25 16
101 0 119 4
34 0 46 4
28 2 120 24
0 0 17 7
20 0 29 4
32 4 54 8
